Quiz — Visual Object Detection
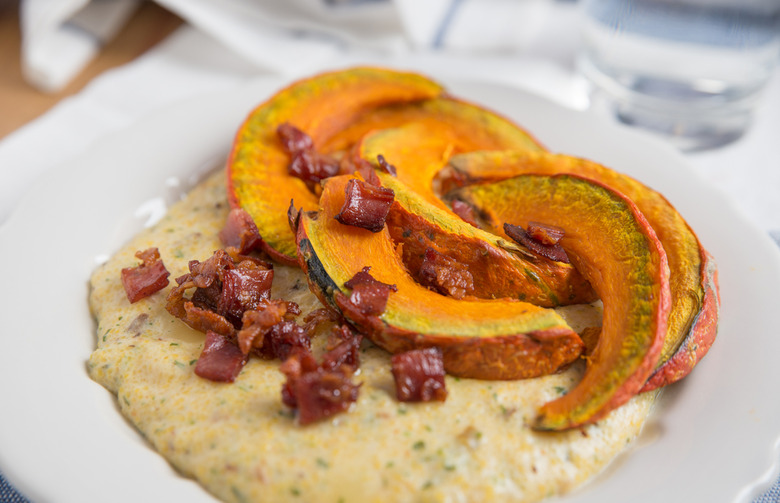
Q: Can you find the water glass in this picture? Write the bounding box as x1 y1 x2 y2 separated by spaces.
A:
577 0 780 151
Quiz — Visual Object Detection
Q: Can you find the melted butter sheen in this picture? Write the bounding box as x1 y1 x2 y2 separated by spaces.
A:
88 171 655 503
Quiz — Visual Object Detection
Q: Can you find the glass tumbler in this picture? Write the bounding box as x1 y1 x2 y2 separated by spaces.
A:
578 0 780 151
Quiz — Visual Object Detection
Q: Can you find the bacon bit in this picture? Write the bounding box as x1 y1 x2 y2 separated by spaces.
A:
302 308 339 332
287 201 302 235
504 222 570 264
188 249 234 289
335 179 395 233
450 200 479 227
257 320 311 362
391 347 448 402
527 221 565 246
376 154 397 176
277 122 314 153
223 248 272 270
218 262 274 326
280 349 361 425
348 158 382 186
321 325 362 373
167 250 275 333
121 248 170 303
277 122 340 190
418 248 474 300
343 266 397 316
237 300 294 354
183 301 237 337
219 208 263 254
289 150 340 188
194 330 247 383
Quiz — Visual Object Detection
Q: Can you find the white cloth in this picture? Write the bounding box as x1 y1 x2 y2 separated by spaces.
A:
6 0 779 243
19 0 554 92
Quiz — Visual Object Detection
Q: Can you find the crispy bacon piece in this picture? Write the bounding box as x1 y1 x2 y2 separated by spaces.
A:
302 307 339 332
277 123 339 190
277 122 314 153
188 249 234 288
347 157 382 187
166 250 274 333
321 325 362 373
376 154 397 176
257 320 311 362
450 200 479 227
343 266 397 316
527 221 565 246
237 300 297 355
280 349 360 425
418 248 474 299
194 330 247 383
219 208 263 254
184 301 237 337
289 150 340 188
218 262 274 326
504 222 570 264
335 179 395 233
121 248 170 303
391 347 448 402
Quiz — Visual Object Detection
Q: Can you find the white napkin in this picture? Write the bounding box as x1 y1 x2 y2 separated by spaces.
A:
19 0 554 91
8 0 780 244
20 0 141 92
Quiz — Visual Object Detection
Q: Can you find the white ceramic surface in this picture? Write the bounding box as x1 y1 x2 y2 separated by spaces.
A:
1 74 778 503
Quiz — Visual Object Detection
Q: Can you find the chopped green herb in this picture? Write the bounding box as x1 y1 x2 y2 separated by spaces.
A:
316 458 330 469
174 360 187 369
413 440 425 450
554 386 567 395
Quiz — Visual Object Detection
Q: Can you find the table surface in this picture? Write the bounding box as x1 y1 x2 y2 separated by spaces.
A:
0 0 181 140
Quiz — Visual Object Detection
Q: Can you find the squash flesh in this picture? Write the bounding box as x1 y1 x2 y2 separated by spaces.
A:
227 67 445 264
444 150 718 389
450 174 670 429
378 172 597 307
296 175 585 380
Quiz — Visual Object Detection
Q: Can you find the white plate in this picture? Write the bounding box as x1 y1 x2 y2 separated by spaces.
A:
1 73 779 503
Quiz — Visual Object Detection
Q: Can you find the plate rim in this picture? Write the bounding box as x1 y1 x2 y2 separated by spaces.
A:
1 69 779 503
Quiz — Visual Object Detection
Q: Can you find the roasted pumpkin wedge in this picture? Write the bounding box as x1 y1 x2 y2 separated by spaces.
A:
376 172 597 307
227 66 445 265
294 174 585 380
324 95 544 158
441 149 719 391
449 174 671 430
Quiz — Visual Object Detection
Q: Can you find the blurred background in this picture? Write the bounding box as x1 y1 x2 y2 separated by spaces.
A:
0 0 182 138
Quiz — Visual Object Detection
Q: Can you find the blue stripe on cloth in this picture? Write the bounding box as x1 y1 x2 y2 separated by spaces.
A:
769 230 780 248
0 470 30 503
432 0 464 48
